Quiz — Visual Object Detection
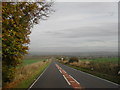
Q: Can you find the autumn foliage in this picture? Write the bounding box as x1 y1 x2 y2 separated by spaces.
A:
2 1 53 84
69 57 79 63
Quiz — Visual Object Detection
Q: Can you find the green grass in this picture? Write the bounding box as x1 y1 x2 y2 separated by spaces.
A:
14 62 51 89
19 58 47 67
22 59 42 65
80 57 118 63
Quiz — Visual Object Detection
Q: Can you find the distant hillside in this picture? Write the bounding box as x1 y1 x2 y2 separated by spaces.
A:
29 51 118 57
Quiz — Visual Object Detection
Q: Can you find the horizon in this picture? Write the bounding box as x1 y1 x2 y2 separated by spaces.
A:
28 50 118 57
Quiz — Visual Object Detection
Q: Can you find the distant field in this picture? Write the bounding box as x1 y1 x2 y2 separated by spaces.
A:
80 57 118 63
22 58 47 66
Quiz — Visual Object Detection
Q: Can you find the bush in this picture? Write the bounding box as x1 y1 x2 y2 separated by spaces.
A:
2 65 16 83
69 57 79 63
2 2 53 84
43 60 46 62
63 58 67 61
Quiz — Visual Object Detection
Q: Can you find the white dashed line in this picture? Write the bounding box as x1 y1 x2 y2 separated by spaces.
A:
63 70 67 73
59 70 62 73
63 75 71 85
69 75 80 84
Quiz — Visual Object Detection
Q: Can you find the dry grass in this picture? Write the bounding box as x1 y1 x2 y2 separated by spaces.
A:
62 60 118 76
4 60 50 88
60 59 119 84
70 61 91 68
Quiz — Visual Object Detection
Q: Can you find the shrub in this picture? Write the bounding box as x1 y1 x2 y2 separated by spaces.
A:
2 2 53 84
43 60 46 62
69 57 79 63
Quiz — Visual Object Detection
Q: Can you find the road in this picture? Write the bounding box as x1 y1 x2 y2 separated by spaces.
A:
28 61 119 89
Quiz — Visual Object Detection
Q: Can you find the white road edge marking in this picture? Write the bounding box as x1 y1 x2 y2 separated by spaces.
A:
28 63 51 90
60 63 119 86
69 75 80 84
63 75 71 85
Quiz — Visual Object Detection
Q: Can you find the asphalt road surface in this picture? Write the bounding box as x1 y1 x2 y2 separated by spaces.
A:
28 61 119 89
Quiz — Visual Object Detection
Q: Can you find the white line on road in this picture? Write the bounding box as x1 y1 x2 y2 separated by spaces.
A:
63 75 71 85
69 75 80 84
59 70 62 73
28 63 51 90
63 70 67 73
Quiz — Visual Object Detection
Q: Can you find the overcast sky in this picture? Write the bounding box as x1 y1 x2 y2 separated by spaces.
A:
29 2 118 53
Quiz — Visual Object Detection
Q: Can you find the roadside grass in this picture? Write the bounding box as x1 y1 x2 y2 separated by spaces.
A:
64 63 119 84
80 57 118 63
4 60 51 89
22 59 45 66
59 58 120 84
17 58 48 68
15 61 50 89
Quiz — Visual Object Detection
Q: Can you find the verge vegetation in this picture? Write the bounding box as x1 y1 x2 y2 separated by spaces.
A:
59 57 119 84
2 1 53 85
3 59 51 89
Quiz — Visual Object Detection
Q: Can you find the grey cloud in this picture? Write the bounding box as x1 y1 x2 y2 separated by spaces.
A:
47 23 117 39
45 31 64 35
29 2 118 53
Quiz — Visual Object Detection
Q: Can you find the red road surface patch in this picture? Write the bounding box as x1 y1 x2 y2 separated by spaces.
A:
55 64 84 89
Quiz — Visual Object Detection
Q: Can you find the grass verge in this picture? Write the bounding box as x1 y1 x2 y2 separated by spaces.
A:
4 61 51 89
19 58 47 67
15 62 50 89
60 62 119 84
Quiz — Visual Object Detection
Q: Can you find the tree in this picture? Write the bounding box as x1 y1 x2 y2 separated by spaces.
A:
2 1 53 84
69 57 79 63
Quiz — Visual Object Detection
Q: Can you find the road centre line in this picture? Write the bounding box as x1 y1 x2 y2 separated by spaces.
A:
59 70 62 73
62 70 67 73
69 81 75 82
63 75 71 85
55 63 82 89
69 75 80 85
75 87 81 88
